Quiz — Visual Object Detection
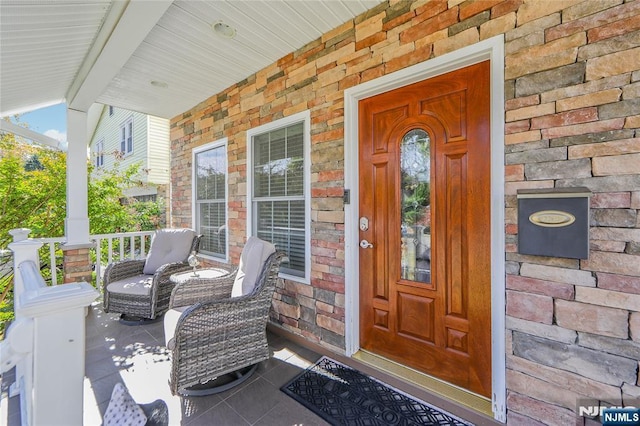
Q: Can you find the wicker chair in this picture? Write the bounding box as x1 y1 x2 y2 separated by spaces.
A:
163 236 285 396
103 229 202 323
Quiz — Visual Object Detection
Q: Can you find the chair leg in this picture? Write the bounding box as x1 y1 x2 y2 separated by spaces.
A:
178 364 259 397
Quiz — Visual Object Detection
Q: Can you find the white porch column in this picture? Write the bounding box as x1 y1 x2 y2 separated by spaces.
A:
65 108 90 246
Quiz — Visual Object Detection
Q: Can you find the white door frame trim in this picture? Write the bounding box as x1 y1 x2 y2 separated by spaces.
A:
343 35 506 422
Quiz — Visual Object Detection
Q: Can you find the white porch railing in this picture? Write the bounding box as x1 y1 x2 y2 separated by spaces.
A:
38 230 154 287
2 229 156 425
1 229 99 426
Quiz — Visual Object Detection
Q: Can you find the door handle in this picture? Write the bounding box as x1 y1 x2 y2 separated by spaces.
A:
360 239 374 249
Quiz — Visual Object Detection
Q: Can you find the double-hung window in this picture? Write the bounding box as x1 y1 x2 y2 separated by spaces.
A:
120 117 133 155
95 139 104 167
248 111 310 282
193 140 227 259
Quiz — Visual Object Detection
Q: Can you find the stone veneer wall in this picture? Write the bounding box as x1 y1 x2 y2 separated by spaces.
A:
170 0 640 423
61 246 93 283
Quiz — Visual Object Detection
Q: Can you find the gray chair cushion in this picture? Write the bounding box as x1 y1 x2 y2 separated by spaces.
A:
143 229 196 274
231 236 276 298
106 274 153 296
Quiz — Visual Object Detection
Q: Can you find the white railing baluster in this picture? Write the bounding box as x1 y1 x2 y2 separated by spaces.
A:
94 237 102 289
119 236 124 260
141 236 146 258
130 235 135 259
48 241 57 286
108 238 113 265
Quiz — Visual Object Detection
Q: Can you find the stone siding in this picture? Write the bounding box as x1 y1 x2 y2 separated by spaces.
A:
61 246 93 283
170 0 640 423
502 0 640 423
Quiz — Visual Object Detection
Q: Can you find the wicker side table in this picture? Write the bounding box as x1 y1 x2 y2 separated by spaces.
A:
169 267 233 304
170 268 229 284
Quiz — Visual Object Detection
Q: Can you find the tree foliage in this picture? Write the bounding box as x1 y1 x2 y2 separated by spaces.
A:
0 122 164 335
0 130 66 246
87 161 160 234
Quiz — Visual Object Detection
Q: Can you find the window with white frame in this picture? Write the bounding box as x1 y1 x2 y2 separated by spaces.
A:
95 139 104 167
120 117 133 155
194 140 227 259
249 112 310 281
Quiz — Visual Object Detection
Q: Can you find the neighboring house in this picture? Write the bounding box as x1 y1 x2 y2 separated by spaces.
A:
169 1 640 424
89 105 170 220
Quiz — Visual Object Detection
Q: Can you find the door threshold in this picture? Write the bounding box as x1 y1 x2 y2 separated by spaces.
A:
353 350 493 418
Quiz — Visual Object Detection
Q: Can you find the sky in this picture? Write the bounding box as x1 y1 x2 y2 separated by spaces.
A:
12 102 67 144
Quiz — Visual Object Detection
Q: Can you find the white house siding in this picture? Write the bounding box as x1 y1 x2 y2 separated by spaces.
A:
89 107 149 180
146 115 170 185
170 1 640 424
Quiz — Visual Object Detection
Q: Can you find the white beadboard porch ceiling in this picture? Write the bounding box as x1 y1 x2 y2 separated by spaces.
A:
0 0 384 120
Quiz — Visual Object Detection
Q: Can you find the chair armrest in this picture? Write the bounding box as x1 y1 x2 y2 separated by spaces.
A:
150 261 193 290
169 268 237 308
103 259 145 288
154 261 191 279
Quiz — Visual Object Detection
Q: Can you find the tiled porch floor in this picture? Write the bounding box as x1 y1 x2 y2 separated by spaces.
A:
3 301 497 425
82 302 329 425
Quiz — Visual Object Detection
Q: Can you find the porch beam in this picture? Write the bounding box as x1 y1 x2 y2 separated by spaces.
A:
0 119 66 151
66 0 173 112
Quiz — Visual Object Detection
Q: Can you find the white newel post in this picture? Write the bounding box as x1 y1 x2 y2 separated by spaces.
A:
18 271 98 426
7 229 40 299
2 228 99 426
3 229 41 424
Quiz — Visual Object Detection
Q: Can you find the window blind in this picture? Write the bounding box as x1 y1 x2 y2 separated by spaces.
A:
195 145 226 258
252 121 305 277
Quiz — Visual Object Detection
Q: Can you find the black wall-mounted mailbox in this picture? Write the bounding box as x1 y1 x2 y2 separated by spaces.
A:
517 187 592 259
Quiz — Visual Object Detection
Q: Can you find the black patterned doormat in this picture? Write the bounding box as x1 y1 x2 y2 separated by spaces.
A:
281 356 474 426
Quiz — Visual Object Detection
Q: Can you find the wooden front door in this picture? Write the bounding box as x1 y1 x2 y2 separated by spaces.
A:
358 61 492 397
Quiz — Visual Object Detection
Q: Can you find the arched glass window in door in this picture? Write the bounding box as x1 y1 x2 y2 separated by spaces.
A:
400 129 431 283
